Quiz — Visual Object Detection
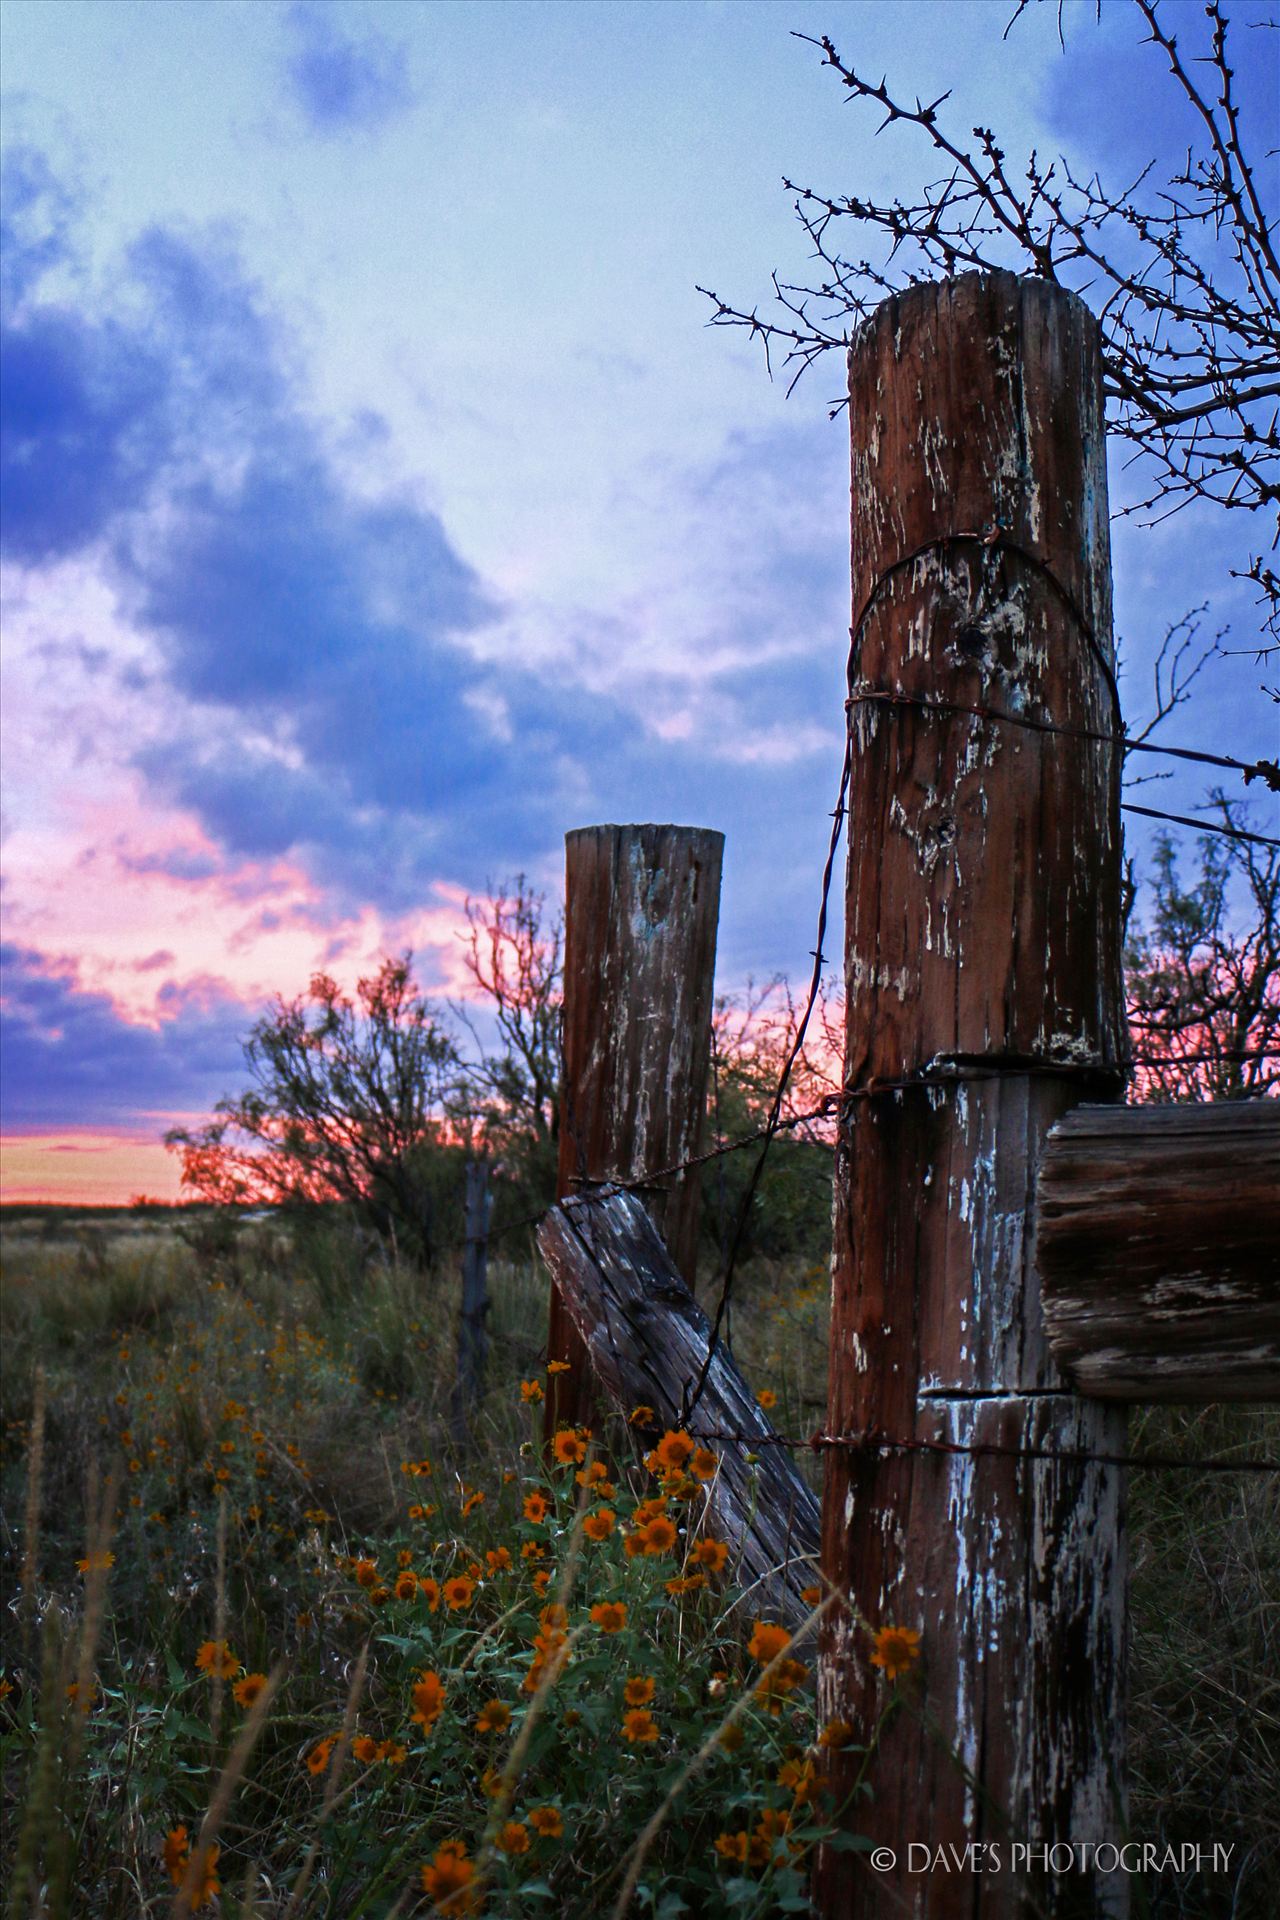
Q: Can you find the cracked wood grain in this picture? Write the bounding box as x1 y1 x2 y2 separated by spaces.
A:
1036 1101 1280 1402
538 1187 821 1627
545 824 723 1440
817 271 1128 1920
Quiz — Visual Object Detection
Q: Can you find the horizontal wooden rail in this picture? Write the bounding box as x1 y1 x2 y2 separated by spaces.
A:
1036 1101 1280 1402
536 1188 820 1626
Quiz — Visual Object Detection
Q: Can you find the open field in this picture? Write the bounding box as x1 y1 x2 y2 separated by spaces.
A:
1 1208 1276 1917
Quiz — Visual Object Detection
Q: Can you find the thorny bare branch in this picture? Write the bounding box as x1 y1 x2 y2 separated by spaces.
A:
699 0 1279 629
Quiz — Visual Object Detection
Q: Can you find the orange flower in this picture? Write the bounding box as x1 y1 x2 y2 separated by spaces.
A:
629 1404 655 1425
532 1569 551 1595
583 1509 615 1542
747 1621 791 1664
352 1734 379 1764
590 1601 627 1633
689 1447 719 1482
523 1489 551 1523
623 1675 655 1707
818 1716 856 1751
654 1430 694 1472
410 1670 447 1728
353 1558 378 1589
163 1826 190 1887
779 1755 820 1805
395 1570 419 1601
377 1738 407 1765
305 1738 334 1776
640 1515 677 1556
183 1843 221 1911
486 1546 513 1573
621 1707 659 1744
402 1458 434 1478
75 1550 115 1575
520 1380 544 1402
476 1699 512 1734
665 1573 705 1595
232 1672 267 1709
529 1805 564 1838
65 1680 98 1711
461 1490 486 1517
496 1821 530 1856
756 1388 777 1410
195 1639 241 1679
551 1428 587 1467
622 1531 647 1560
419 1576 442 1611
749 1807 796 1869
801 1584 822 1606
443 1575 475 1611
714 1830 749 1863
693 1537 729 1573
870 1624 921 1680
420 1840 475 1912
397 1549 414 1568
755 1657 809 1714
539 1602 569 1631
546 1360 571 1374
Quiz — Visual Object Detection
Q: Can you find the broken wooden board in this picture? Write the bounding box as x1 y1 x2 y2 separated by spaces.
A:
1036 1100 1280 1401
536 1186 821 1628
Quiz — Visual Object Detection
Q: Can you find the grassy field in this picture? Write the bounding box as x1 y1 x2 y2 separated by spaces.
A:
0 1207 1276 1917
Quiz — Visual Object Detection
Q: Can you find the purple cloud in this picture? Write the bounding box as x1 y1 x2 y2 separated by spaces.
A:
282 4 415 136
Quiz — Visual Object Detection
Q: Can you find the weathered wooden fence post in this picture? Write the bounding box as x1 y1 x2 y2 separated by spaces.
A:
451 1157 492 1440
817 272 1129 1919
545 824 723 1440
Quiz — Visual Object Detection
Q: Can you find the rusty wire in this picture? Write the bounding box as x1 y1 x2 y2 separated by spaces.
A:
681 1426 1280 1475
848 687 1280 799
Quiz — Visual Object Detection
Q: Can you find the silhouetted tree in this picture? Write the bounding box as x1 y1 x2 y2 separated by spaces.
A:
451 876 563 1217
165 955 460 1261
1126 796 1280 1101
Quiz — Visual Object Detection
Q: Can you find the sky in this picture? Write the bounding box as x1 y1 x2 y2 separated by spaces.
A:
2 0 1276 1203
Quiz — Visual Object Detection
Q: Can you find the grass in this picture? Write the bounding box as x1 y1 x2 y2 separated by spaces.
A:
0 1212 855 1918
1 1207 1276 1916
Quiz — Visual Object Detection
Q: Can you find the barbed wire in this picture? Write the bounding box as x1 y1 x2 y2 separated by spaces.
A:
1120 801 1280 850
682 1425 1280 1475
679 726 853 1426
847 687 1280 796
559 1039 1280 1198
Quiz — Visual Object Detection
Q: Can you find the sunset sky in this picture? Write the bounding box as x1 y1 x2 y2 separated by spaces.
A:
3 0 1276 1203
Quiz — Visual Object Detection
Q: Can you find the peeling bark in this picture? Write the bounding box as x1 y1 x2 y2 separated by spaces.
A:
818 273 1128 1920
546 824 723 1439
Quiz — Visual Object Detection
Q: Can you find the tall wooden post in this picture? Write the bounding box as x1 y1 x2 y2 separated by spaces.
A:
545 824 723 1439
817 273 1129 1920
451 1158 492 1441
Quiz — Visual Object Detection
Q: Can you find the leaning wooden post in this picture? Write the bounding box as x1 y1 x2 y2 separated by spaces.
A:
545 824 723 1439
817 272 1129 1920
